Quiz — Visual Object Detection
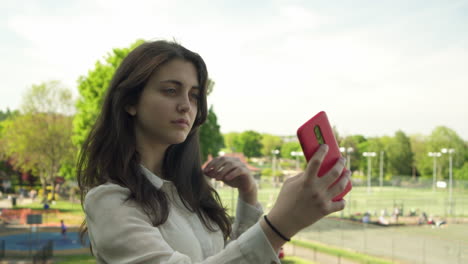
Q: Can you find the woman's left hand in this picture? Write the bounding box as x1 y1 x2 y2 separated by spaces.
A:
203 156 257 205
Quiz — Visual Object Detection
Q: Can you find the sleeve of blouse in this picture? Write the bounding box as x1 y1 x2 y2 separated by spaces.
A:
85 184 280 264
230 197 264 239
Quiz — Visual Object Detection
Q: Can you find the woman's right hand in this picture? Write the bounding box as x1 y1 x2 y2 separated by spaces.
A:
261 144 350 250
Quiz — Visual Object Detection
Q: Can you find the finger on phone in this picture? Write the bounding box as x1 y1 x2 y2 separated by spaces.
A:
321 157 346 187
304 144 328 185
329 199 346 213
327 170 350 199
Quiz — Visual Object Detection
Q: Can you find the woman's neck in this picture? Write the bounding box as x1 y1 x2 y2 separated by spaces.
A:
137 143 167 178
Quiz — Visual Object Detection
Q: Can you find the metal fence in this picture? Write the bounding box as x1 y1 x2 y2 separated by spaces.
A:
215 177 468 264
32 240 53 264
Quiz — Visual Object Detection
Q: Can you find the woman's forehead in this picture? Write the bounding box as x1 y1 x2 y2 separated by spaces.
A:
150 59 199 87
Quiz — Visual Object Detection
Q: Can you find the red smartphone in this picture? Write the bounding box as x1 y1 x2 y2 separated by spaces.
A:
297 111 351 201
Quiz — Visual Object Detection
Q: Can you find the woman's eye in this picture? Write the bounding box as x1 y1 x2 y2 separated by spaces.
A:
164 88 177 94
191 93 200 100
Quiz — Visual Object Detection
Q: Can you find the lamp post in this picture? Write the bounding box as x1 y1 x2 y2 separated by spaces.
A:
363 152 377 193
339 147 354 170
290 151 303 171
441 148 455 215
428 152 441 191
339 147 354 217
379 151 384 189
272 149 280 187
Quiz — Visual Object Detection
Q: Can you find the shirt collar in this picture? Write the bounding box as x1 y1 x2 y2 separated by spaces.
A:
139 164 170 189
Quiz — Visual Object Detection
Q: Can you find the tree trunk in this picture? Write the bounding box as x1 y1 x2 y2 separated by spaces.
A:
51 180 56 201
41 176 48 204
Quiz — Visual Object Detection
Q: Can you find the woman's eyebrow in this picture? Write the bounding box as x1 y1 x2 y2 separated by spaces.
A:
159 79 200 90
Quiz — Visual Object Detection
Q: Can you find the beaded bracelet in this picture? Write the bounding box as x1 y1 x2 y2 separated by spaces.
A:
263 215 291 242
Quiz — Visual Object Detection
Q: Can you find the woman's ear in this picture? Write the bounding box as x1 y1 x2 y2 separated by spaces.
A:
125 105 137 116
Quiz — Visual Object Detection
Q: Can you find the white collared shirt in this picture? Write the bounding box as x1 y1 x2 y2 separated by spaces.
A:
84 165 280 263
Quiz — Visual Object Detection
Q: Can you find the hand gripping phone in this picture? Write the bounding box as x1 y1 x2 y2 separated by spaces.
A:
297 111 352 201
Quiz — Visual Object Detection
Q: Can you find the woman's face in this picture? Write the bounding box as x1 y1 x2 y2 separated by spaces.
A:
127 58 200 148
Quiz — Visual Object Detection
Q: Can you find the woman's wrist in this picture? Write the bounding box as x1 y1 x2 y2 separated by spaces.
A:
265 211 297 239
238 186 258 206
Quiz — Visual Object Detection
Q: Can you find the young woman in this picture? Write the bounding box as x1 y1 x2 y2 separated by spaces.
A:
77 40 350 263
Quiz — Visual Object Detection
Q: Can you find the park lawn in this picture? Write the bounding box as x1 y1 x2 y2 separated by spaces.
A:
52 255 315 264
54 254 96 263
291 239 393 264
281 256 316 263
15 200 85 226
16 200 83 214
216 185 468 217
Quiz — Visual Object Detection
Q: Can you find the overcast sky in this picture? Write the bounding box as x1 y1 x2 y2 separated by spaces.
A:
1 0 467 140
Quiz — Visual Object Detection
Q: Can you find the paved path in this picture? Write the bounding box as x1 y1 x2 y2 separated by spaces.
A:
0 198 34 209
283 243 359 264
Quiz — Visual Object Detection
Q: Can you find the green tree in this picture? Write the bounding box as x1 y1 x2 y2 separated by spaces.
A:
280 141 302 159
3 81 76 201
223 132 241 153
427 126 466 180
341 134 367 172
0 108 19 122
410 134 431 178
361 137 384 180
260 134 283 157
21 81 74 115
2 81 75 201
238 131 263 158
386 131 414 177
199 106 224 162
454 162 468 180
73 40 144 148
0 109 19 160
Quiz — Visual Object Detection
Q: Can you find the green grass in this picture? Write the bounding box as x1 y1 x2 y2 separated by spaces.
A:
14 200 85 225
53 255 315 264
52 254 315 264
54 254 96 263
281 256 316 264
16 200 83 214
217 185 468 217
291 239 393 264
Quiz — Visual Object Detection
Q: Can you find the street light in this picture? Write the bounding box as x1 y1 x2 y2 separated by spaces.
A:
290 151 304 171
339 147 354 170
339 147 354 217
441 148 455 215
272 149 280 187
363 152 377 193
379 151 384 189
428 152 441 191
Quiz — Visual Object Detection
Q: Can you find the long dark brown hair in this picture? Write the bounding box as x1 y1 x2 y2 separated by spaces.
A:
77 40 232 245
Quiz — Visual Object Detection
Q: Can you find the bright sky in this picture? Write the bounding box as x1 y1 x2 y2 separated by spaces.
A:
1 0 467 140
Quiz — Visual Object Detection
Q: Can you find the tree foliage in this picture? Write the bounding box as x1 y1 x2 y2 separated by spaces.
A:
280 141 302 159
0 108 19 122
238 131 263 158
410 134 430 178
2 81 75 201
223 132 241 153
454 162 468 180
21 81 74 115
0 109 20 160
199 106 224 162
73 40 145 148
260 134 283 157
427 126 466 180
386 131 414 176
